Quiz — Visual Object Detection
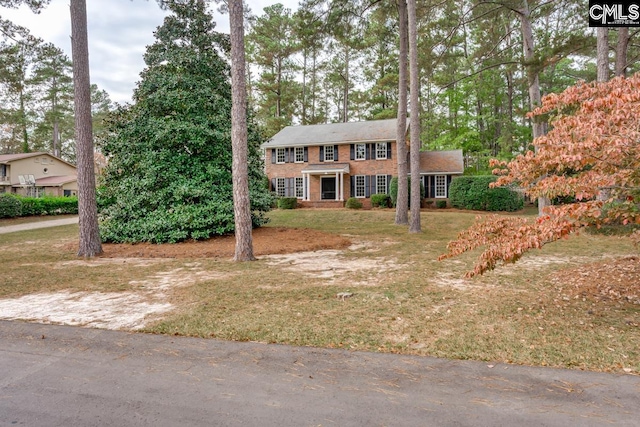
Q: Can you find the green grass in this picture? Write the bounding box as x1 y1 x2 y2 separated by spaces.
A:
0 209 638 374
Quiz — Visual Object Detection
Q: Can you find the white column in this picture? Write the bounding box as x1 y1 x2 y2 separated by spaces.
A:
339 172 344 201
305 173 310 201
335 173 339 201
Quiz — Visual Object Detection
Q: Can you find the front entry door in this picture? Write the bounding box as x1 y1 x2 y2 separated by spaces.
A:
321 176 336 200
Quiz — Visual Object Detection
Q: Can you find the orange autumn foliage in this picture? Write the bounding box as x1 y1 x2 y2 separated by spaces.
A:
440 74 640 277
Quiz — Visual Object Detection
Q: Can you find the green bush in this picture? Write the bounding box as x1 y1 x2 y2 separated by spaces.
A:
371 194 391 208
0 194 22 218
436 200 447 209
277 197 297 209
345 197 363 209
389 177 425 207
449 176 523 211
18 196 78 216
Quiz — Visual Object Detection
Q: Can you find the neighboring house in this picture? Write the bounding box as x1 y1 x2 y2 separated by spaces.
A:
261 119 464 208
0 152 78 197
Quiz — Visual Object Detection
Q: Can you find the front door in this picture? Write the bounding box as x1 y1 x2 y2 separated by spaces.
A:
321 176 336 200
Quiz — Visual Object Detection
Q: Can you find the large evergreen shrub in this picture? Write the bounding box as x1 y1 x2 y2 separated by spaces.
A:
449 176 523 211
97 1 274 243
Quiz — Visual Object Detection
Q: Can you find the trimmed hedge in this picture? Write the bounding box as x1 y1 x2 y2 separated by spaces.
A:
0 194 78 218
345 197 363 209
371 194 391 208
0 194 22 218
277 197 297 209
389 176 425 207
436 200 447 209
449 176 523 211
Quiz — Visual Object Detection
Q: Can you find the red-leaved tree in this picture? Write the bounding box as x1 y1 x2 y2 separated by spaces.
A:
440 74 640 277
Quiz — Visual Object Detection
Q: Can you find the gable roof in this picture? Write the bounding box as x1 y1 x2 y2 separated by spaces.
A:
0 152 76 169
262 119 402 148
419 150 464 174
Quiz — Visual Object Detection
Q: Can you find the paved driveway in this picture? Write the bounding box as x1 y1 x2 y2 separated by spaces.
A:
1 320 638 426
0 216 78 234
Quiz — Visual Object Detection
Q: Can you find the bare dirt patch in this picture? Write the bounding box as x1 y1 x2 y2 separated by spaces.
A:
1 228 354 330
94 227 351 259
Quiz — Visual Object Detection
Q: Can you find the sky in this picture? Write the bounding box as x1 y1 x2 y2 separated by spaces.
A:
0 0 299 104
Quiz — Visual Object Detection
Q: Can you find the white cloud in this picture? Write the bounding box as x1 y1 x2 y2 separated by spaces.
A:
1 0 298 104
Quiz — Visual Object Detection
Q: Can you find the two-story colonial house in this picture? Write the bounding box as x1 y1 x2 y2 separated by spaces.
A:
0 152 78 197
261 119 463 208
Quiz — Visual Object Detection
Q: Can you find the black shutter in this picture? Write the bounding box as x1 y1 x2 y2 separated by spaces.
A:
387 175 392 194
350 144 355 160
303 147 308 162
271 178 276 192
350 176 355 198
365 176 371 197
387 142 392 159
319 146 324 162
429 176 435 199
271 149 276 164
334 145 339 161
285 178 293 197
447 175 453 198
365 144 370 160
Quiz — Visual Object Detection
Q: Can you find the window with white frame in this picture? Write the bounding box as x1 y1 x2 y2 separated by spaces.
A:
376 142 387 159
376 175 387 194
276 148 286 164
355 143 366 160
276 177 286 197
435 175 447 198
295 177 304 198
295 147 305 163
324 145 335 161
355 175 365 198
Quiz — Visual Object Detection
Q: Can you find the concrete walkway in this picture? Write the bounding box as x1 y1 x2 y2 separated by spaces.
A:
0 216 78 234
1 320 638 426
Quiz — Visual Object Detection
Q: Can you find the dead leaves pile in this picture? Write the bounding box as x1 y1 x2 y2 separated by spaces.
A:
551 256 640 306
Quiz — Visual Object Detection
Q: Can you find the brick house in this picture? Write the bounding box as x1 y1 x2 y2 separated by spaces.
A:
0 152 78 197
261 119 463 208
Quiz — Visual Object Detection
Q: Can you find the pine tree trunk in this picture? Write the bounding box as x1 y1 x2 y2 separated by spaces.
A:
395 0 408 225
407 0 421 233
597 27 609 82
615 28 629 77
229 0 255 262
70 0 102 257
519 0 549 215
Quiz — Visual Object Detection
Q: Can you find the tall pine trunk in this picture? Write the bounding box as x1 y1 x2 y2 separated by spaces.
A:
395 0 409 225
407 0 421 233
615 28 629 77
597 27 609 82
519 0 549 215
70 0 102 257
229 0 255 261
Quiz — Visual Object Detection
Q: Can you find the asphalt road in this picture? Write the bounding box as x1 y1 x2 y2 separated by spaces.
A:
1 320 638 426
